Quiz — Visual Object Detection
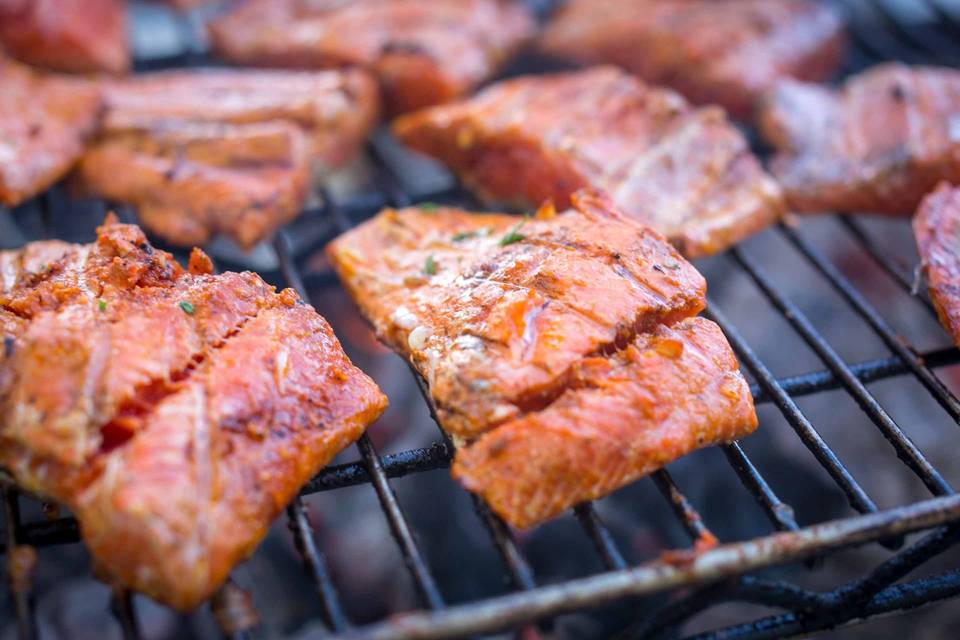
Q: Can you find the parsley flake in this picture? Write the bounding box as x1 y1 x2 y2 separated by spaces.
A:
98 300 107 312
452 228 490 242
179 301 195 315
424 255 437 275
498 219 527 246
417 202 441 212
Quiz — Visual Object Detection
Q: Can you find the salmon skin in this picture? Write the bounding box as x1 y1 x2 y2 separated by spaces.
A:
760 64 960 215
0 218 388 610
328 191 757 528
208 0 535 116
76 68 379 250
538 0 844 121
0 58 100 207
914 182 960 347
394 67 784 258
0 0 128 74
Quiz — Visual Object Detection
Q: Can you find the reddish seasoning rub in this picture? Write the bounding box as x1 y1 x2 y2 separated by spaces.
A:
761 64 960 215
76 68 379 249
208 0 535 115
0 58 100 207
913 182 960 347
328 191 757 528
0 0 127 74
0 218 388 609
539 0 843 120
394 67 784 257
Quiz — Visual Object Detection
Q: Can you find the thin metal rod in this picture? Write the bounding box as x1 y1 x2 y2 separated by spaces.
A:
274 233 445 611
721 444 798 532
731 247 953 497
651 471 716 545
332 494 960 640
704 305 879 516
837 218 937 318
2 487 36 640
287 499 351 632
109 589 142 640
780 224 960 425
574 504 628 571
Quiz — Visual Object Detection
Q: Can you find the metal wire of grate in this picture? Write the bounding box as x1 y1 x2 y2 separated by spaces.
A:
4 1 960 639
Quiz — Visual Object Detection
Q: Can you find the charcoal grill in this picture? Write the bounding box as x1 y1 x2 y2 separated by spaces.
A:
5 1 960 638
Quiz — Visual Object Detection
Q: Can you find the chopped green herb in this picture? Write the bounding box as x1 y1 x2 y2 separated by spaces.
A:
98 300 107 312
417 202 441 212
498 219 527 246
179 301 195 315
424 255 437 275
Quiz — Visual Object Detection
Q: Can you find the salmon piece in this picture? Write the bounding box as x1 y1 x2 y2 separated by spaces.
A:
760 64 960 215
913 182 960 347
539 0 843 120
328 192 755 527
0 58 100 206
208 0 534 116
78 121 311 250
99 68 380 168
394 67 784 257
0 0 128 73
75 68 380 249
454 317 757 528
329 191 706 439
0 218 388 609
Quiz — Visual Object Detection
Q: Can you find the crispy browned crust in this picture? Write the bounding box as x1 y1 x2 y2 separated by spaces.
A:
0 0 128 73
78 121 311 250
760 64 960 215
913 182 960 346
453 317 757 528
394 67 784 257
0 59 101 206
0 219 388 609
539 0 844 120
208 0 535 115
328 191 756 527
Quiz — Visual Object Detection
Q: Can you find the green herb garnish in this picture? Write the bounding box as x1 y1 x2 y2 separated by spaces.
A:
417 202 441 212
498 219 527 246
179 301 195 315
424 255 437 275
98 300 107 312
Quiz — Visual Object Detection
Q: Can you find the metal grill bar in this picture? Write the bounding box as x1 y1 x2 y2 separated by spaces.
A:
2 488 35 640
779 224 960 424
110 589 141 640
333 494 960 640
274 232 447 612
652 471 716 544
837 218 937 318
730 247 954 496
703 305 879 515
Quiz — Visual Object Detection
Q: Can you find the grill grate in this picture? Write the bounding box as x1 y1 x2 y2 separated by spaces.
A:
5 1 960 638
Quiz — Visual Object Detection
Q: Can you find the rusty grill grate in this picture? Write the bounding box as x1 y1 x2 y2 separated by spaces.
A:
5 1 960 638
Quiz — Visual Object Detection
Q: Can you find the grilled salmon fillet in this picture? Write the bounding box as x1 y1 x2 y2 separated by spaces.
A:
394 67 784 257
0 0 128 74
0 58 101 207
99 68 379 168
539 0 843 120
760 64 960 215
78 121 312 250
328 191 757 527
208 0 535 116
0 218 388 610
77 68 378 249
913 182 960 347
